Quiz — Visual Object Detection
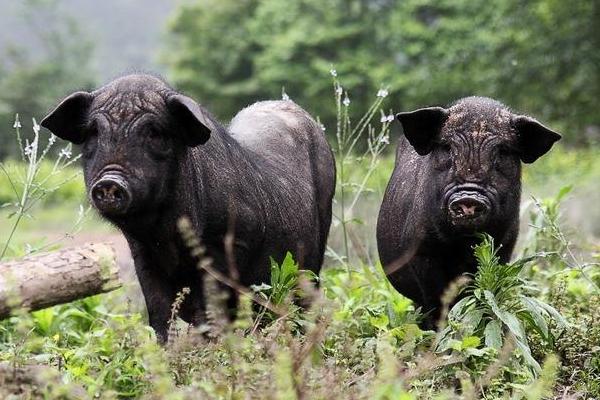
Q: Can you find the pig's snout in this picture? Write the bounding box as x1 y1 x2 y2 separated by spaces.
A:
446 187 491 228
91 173 131 215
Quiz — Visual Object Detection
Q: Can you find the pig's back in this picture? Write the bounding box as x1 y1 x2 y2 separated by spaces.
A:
229 100 335 270
229 100 324 168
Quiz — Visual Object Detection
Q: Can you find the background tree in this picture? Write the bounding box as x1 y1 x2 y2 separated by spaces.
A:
165 0 598 143
0 0 96 159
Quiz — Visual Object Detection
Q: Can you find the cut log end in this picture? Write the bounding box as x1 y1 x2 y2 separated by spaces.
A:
0 242 122 319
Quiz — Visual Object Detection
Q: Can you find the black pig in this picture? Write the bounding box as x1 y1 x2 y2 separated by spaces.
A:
377 97 560 328
41 74 335 342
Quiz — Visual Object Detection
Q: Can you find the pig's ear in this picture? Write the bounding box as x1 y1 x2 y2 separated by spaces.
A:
167 94 212 146
513 116 561 163
396 107 449 155
41 91 93 144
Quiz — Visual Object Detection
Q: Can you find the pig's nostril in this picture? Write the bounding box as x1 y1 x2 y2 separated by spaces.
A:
449 197 489 220
92 186 107 201
459 203 477 216
91 177 131 215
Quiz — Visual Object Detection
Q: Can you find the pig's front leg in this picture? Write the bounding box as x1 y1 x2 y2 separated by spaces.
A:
133 258 175 344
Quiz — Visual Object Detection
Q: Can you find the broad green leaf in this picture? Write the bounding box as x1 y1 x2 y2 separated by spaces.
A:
529 297 568 331
434 326 454 352
484 320 503 349
556 185 573 202
461 336 480 349
484 290 525 340
369 314 389 331
448 338 465 351
32 308 55 335
465 347 488 357
447 297 474 321
520 296 549 340
502 312 526 342
461 309 483 336
515 337 542 375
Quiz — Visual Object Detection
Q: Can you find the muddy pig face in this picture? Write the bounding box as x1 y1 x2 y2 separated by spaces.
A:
41 75 211 223
397 97 561 231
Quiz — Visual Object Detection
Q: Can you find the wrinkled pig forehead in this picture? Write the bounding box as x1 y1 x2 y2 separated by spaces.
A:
443 102 515 139
91 89 167 122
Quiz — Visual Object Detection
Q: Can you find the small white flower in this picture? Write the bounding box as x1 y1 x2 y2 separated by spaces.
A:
24 141 34 156
59 148 72 159
380 135 390 145
343 95 350 107
13 116 21 129
32 118 41 135
377 89 389 98
335 86 343 96
281 88 290 101
381 114 394 123
48 134 57 145
330 68 337 77
319 123 326 132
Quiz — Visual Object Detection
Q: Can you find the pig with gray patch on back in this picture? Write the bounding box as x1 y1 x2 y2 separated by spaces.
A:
377 97 561 329
41 74 335 343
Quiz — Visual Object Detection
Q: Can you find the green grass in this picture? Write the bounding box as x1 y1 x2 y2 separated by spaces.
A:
1 222 598 398
0 203 114 259
1 152 598 398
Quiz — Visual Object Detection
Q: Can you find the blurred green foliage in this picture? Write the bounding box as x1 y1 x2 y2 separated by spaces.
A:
0 159 84 206
0 0 597 162
0 0 95 159
165 0 598 143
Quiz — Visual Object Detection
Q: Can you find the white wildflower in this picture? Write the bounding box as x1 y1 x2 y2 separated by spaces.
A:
377 89 389 98
59 147 72 159
281 88 290 101
381 113 395 123
380 135 390 145
48 134 57 145
13 115 21 129
32 118 41 135
335 86 343 96
319 123 326 132
330 68 337 77
343 95 350 107
24 141 34 156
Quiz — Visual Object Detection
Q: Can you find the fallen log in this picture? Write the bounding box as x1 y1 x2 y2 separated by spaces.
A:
0 361 87 399
0 242 121 319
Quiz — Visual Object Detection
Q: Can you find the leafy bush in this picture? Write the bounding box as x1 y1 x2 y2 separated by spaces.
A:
437 235 567 375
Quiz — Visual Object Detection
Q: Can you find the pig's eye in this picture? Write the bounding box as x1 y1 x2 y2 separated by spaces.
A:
496 146 513 162
146 129 172 159
433 143 452 170
82 126 98 159
494 146 518 174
